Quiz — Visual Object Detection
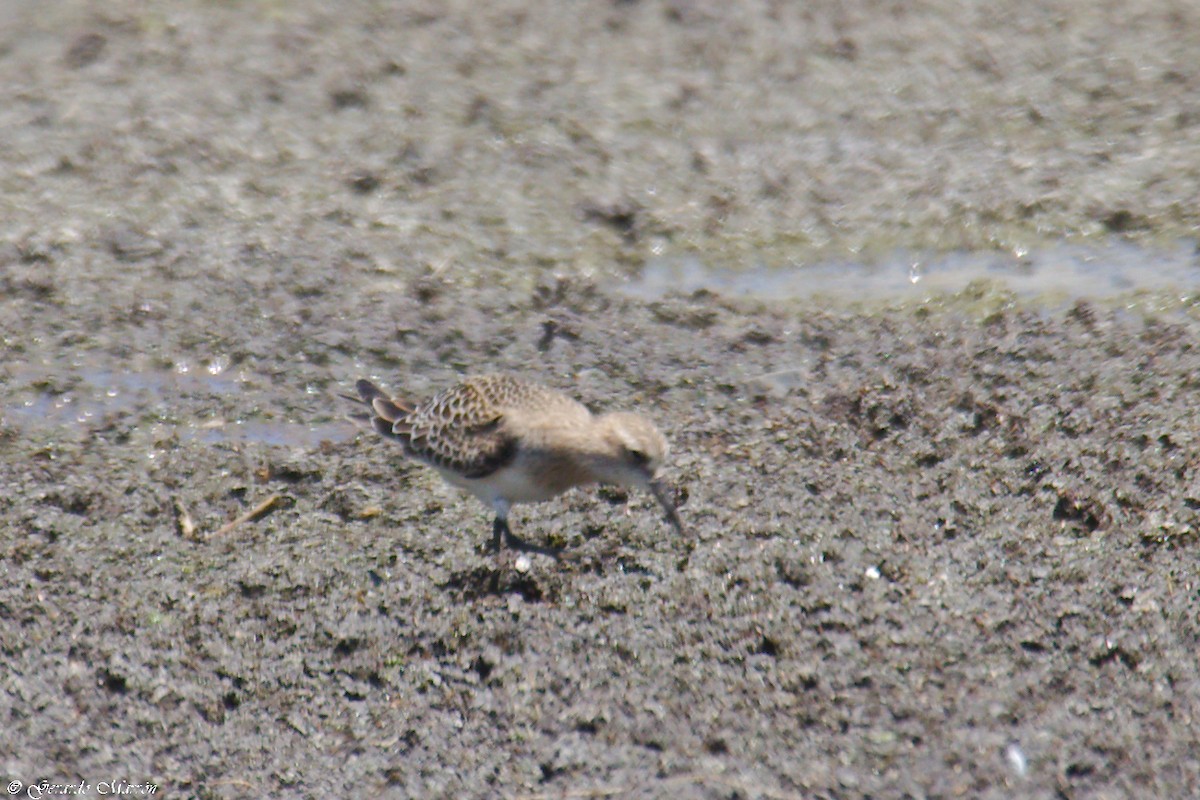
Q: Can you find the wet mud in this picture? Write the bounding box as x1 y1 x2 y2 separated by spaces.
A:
2 2 1198 798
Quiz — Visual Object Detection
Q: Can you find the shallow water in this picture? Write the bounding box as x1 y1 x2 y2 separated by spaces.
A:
625 239 1200 305
1 363 353 447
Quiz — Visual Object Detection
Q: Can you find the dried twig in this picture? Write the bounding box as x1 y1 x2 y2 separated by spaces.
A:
213 494 282 537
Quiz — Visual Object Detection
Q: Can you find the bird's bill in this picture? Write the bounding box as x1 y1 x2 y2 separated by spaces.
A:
649 478 685 534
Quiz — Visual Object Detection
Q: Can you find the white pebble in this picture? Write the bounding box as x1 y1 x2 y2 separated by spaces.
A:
1005 743 1027 777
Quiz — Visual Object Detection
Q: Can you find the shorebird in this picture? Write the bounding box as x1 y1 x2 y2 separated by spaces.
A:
345 375 684 553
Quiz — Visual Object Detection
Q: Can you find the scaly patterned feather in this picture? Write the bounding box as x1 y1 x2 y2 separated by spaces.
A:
355 375 569 479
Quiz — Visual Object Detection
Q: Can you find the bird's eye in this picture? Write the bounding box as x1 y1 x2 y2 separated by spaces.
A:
628 449 650 467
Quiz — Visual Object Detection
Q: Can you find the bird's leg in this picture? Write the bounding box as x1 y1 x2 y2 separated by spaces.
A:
490 512 559 558
489 500 560 558
491 515 509 553
491 500 512 553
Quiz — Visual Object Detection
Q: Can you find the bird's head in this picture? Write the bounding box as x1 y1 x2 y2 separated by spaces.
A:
594 412 683 533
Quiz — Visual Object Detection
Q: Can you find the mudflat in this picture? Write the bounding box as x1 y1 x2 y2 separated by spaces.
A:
2 2 1197 797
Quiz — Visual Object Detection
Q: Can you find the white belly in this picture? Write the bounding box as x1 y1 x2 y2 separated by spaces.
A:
435 464 568 505
435 441 599 507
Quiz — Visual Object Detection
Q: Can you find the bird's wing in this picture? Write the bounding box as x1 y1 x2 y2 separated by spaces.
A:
406 378 526 479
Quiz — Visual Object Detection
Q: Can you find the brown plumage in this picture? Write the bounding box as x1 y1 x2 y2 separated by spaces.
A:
345 374 684 553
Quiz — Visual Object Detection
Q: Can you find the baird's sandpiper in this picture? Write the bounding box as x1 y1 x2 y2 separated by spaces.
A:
345 374 684 553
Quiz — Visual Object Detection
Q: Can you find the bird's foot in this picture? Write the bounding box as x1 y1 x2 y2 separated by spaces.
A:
491 516 561 559
503 528 562 558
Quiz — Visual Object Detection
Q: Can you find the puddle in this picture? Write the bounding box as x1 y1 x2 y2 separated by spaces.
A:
1 364 353 447
624 239 1200 305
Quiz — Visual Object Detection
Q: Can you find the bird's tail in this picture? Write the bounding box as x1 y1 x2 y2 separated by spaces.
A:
342 379 415 441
